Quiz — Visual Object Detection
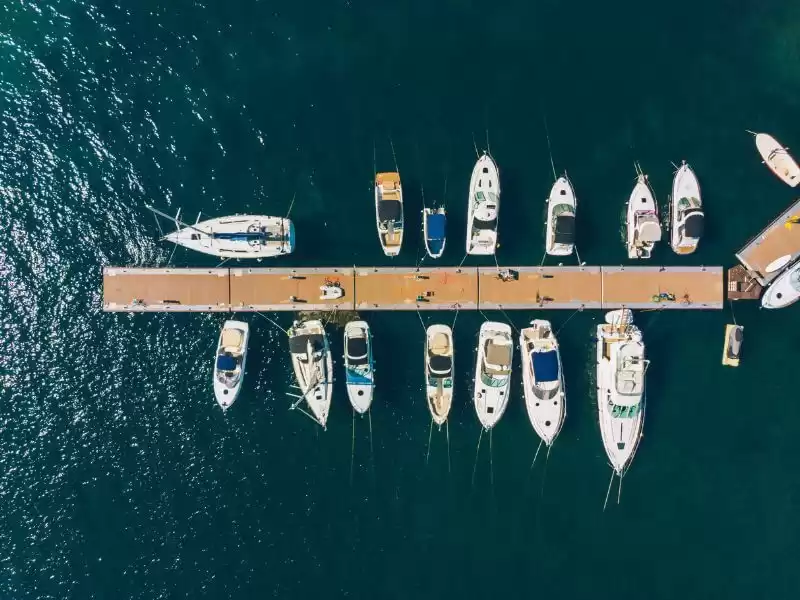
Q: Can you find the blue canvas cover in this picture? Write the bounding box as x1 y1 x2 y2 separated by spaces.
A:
216 355 237 371
426 213 446 240
531 349 559 382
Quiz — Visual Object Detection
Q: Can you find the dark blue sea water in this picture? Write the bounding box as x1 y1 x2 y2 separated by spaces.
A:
3 1 800 598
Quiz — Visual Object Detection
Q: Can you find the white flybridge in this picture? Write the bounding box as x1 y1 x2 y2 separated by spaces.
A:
473 321 513 430
466 152 501 255
753 132 800 187
343 321 374 414
545 176 577 256
288 320 333 429
425 324 454 427
375 172 404 256
761 260 800 309
670 161 704 255
626 168 662 259
146 205 294 259
212 320 249 410
520 320 566 446
596 309 647 506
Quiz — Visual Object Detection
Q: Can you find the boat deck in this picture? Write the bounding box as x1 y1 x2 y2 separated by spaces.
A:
727 265 763 301
103 266 724 312
735 197 800 285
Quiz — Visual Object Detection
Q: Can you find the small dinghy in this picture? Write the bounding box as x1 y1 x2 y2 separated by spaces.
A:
626 170 662 259
423 207 447 259
761 260 800 309
425 324 454 427
596 309 647 477
473 321 513 430
343 321 374 414
670 162 704 255
213 320 249 410
375 172 404 256
147 205 294 259
722 324 743 367
520 320 566 446
545 176 577 256
319 282 344 300
288 319 333 428
753 132 800 187
466 152 501 255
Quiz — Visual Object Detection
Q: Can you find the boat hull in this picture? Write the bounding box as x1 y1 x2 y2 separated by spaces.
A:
213 320 249 410
670 163 703 255
165 216 294 259
344 321 374 414
423 208 446 259
626 175 660 259
375 172 404 257
425 324 454 426
756 133 800 187
520 320 566 445
761 261 800 309
289 320 333 428
466 153 501 255
473 321 513 430
545 177 576 256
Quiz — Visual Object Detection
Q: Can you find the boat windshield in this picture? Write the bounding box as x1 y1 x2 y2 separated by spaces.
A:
216 354 239 372
428 354 452 376
346 336 369 366
610 403 641 418
791 268 800 292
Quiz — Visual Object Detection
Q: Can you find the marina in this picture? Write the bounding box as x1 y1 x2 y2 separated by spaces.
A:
103 265 724 312
735 196 800 286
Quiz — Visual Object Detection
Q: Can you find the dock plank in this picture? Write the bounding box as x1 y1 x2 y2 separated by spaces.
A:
230 268 355 311
735 197 800 284
602 266 723 309
478 266 602 309
354 267 478 310
103 268 230 312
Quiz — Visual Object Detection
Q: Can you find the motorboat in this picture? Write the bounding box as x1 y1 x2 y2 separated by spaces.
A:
473 321 513 430
466 152 501 255
761 260 800 309
545 176 576 256
425 324 454 427
596 309 647 476
423 207 447 259
722 324 743 367
288 319 333 428
343 321 374 414
626 170 662 259
146 205 294 259
375 172 404 256
753 132 800 187
670 162 704 255
213 320 249 410
519 320 566 446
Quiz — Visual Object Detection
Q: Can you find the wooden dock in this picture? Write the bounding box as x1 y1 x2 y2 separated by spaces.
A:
103 266 724 312
735 197 800 285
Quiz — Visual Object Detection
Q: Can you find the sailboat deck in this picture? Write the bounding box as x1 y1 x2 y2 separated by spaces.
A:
103 265 724 312
736 197 800 284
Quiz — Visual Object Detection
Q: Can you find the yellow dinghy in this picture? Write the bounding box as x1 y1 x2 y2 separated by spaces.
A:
722 324 743 367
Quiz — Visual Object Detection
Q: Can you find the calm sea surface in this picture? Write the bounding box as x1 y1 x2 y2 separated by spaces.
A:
3 0 800 598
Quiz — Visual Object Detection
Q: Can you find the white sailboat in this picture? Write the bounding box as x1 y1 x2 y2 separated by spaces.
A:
670 162 704 255
343 321 374 414
626 169 662 259
425 324 454 427
761 260 800 309
146 205 294 259
753 132 800 187
466 152 501 255
545 176 577 256
375 172 404 256
596 309 647 477
519 320 565 446
473 321 513 430
213 320 249 410
288 319 333 428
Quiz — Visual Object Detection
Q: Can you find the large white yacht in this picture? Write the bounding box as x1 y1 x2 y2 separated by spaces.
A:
466 153 501 255
473 321 513 430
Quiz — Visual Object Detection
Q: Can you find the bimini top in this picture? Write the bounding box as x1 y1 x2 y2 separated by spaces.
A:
426 213 446 240
531 349 559 383
554 213 576 244
684 212 704 238
289 333 325 354
638 218 662 243
216 354 237 371
346 337 369 365
378 199 402 222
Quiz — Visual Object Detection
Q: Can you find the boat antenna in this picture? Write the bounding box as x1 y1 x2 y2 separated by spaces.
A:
470 428 484 488
542 111 557 182
603 469 615 511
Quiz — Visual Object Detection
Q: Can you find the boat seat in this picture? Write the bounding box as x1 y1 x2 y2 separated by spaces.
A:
221 329 243 349
430 333 450 355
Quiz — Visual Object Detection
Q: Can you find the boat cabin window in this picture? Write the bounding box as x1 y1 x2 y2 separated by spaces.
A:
611 403 640 418
482 167 489 174
191 234 201 240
